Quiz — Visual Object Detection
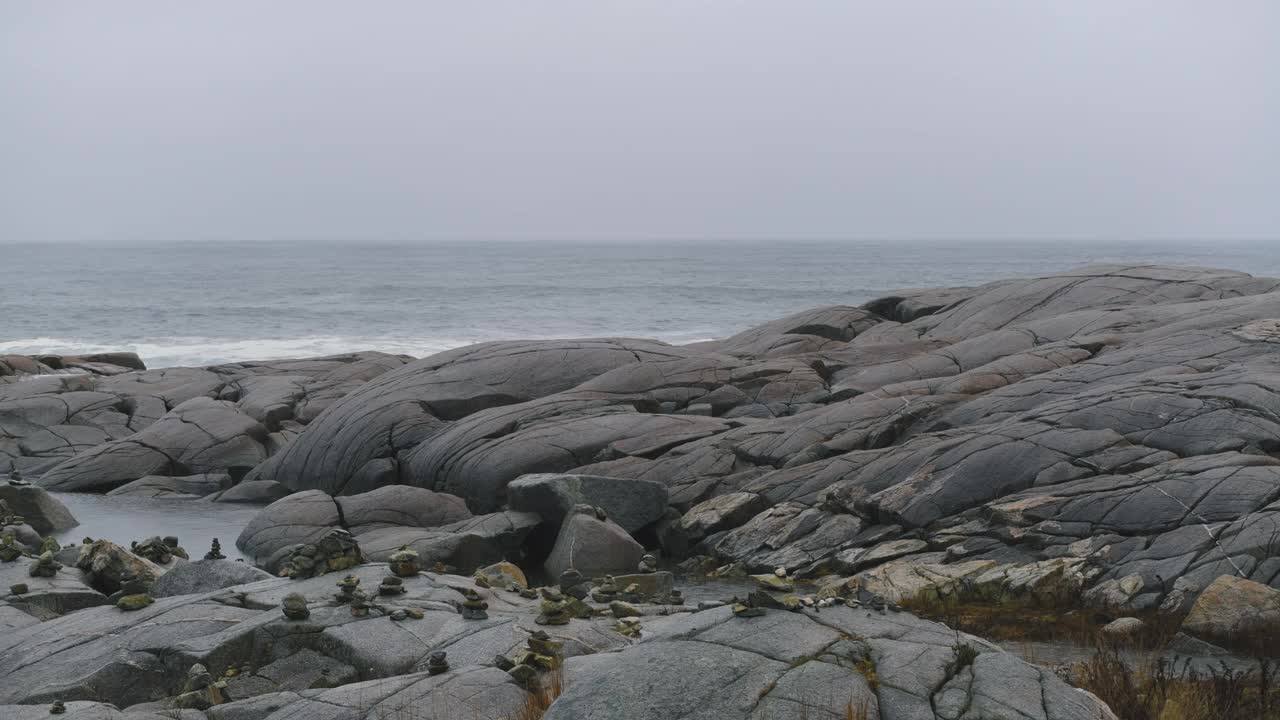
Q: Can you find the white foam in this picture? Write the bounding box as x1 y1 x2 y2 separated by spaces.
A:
1 336 477 368
0 331 718 368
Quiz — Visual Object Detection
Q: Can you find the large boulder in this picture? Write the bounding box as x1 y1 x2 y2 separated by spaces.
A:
75 540 165 595
337 485 472 532
236 486 474 564
150 559 275 598
0 482 78 534
1180 574 1280 650
236 490 341 563
507 473 668 533
543 506 645 578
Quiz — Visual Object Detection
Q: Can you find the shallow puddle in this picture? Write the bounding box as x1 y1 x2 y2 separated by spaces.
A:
50 492 263 561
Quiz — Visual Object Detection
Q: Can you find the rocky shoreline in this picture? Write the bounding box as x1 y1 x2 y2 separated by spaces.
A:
4 264 1280 719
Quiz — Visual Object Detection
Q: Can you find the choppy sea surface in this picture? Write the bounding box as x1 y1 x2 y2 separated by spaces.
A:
4 240 1278 367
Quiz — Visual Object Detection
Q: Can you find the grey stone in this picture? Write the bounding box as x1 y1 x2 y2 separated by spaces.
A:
107 473 231 498
236 490 341 563
358 511 541 573
206 480 293 504
1180 574 1280 647
507 473 668 533
714 305 882 358
337 484 472 532
543 508 644 579
679 492 767 543
0 483 78 534
151 559 275 597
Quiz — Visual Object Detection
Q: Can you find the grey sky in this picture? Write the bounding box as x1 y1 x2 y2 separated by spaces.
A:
2 1 1277 243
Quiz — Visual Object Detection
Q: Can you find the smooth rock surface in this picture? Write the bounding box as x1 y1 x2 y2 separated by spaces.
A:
150 559 275 598
107 473 232 498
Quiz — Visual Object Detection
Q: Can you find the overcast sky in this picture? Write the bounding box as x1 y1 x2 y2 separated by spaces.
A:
1 2 1277 244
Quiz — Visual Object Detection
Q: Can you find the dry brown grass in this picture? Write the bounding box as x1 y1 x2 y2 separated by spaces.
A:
843 699 871 720
508 667 564 720
898 594 1179 649
899 594 1280 719
1073 647 1280 720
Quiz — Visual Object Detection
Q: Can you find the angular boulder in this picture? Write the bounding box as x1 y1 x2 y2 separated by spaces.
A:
544 506 645 578
507 473 669 533
0 482 78 534
679 492 769 543
1180 574 1280 649
75 540 165 595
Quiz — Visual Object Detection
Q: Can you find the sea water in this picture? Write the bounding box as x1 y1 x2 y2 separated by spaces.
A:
4 239 1278 367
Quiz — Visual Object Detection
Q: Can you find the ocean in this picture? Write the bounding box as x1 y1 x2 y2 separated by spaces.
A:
3 239 1278 368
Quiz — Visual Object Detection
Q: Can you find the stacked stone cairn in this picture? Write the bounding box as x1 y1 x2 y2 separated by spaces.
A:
204 538 226 560
172 662 226 709
426 651 449 676
388 545 420 577
132 535 188 564
499 630 563 690
333 575 374 616
0 499 23 529
536 587 571 626
379 575 405 596
28 550 61 578
116 568 154 611
281 528 363 579
459 587 488 620
590 576 618 603
281 592 310 620
637 553 658 574
0 534 20 562
559 568 589 600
